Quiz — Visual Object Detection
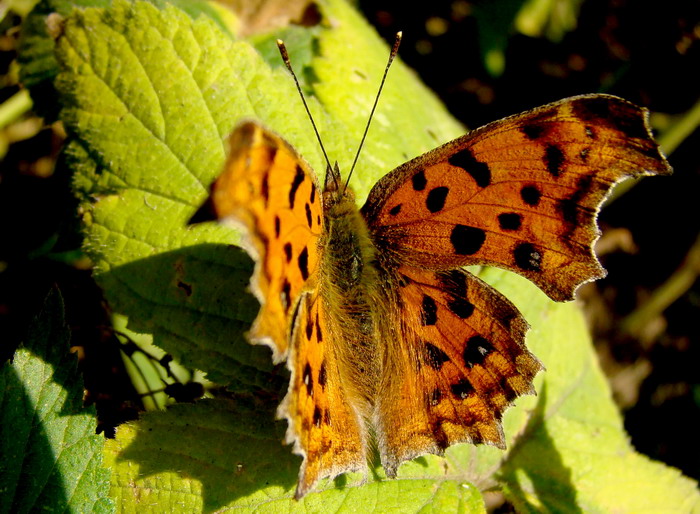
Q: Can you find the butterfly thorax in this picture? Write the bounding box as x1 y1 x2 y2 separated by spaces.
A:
320 185 383 406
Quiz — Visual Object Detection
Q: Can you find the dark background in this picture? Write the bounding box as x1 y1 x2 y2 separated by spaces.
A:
1 0 698 496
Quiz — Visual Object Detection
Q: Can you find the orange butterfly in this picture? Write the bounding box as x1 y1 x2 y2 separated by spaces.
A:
191 35 671 498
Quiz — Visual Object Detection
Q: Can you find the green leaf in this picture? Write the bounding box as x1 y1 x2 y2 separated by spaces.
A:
55 0 303 387
18 0 111 119
105 399 486 512
0 288 113 513
51 0 699 510
486 271 700 513
17 0 231 119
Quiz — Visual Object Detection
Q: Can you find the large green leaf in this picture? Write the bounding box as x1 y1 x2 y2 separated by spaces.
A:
48 0 699 510
18 0 230 116
0 289 113 513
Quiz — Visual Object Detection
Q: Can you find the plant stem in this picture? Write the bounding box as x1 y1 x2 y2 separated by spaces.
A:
619 233 700 337
0 89 32 129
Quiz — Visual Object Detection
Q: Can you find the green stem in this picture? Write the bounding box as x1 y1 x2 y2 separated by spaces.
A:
0 89 33 129
657 95 700 155
619 233 700 337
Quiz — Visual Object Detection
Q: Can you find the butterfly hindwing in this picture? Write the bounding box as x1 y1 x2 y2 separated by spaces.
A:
207 122 322 360
282 291 367 498
374 266 541 473
362 94 672 301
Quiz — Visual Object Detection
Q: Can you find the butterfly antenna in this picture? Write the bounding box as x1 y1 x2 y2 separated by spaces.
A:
343 31 402 193
277 40 335 186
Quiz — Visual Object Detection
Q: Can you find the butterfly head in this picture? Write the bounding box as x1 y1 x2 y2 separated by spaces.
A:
322 160 355 210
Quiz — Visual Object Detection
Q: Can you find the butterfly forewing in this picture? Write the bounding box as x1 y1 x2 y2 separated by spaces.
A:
362 95 672 301
209 122 322 360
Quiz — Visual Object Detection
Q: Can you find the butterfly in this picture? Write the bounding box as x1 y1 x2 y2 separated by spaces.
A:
190 36 671 498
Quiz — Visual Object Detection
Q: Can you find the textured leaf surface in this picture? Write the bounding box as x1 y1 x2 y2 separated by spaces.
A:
105 400 485 512
488 270 700 513
50 0 699 511
0 289 112 513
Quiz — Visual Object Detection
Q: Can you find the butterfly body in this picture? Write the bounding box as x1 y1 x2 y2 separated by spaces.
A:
194 94 671 498
317 178 383 410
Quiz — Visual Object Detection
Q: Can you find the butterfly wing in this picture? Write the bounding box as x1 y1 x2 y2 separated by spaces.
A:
201 121 322 360
362 94 672 302
363 94 670 472
374 266 541 473
199 121 366 496
281 291 367 498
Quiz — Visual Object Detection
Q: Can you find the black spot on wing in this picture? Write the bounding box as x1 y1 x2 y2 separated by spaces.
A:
545 144 565 177
558 175 598 244
389 204 402 216
451 378 474 399
274 216 281 238
448 148 491 187
289 164 305 209
438 269 468 298
398 274 411 287
559 196 579 229
298 246 309 280
261 169 270 206
521 123 546 140
424 342 450 370
513 242 542 271
318 360 327 388
303 362 313 396
499 376 519 403
421 295 438 326
315 312 323 342
284 242 292 262
305 203 312 228
281 280 291 311
520 185 541 206
447 298 474 319
412 170 427 191
428 388 442 406
450 225 486 255
305 316 313 340
563 175 593 226
498 213 522 231
432 424 449 451
463 335 494 368
426 187 449 213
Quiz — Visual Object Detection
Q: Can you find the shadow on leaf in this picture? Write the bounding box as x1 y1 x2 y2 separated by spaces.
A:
117 397 299 508
98 243 277 388
500 381 582 512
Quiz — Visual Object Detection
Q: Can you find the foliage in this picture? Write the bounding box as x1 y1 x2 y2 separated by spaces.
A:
0 289 113 513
